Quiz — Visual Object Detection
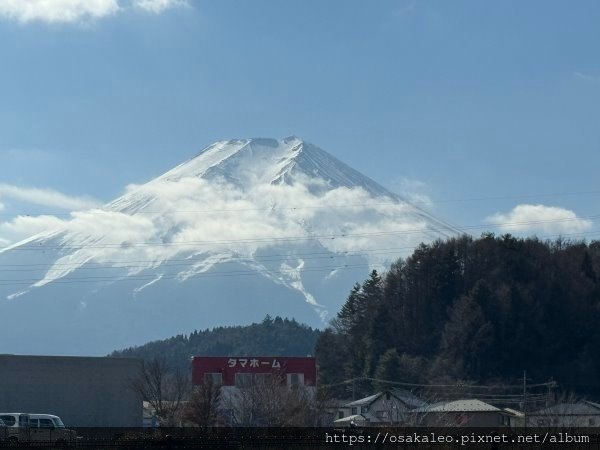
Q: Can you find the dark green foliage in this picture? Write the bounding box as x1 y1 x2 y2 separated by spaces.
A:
314 329 347 398
433 282 495 378
316 235 600 398
374 349 402 391
111 316 320 373
321 270 385 397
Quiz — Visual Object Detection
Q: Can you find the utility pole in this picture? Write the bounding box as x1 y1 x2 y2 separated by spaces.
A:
352 378 356 401
546 378 558 406
522 370 527 428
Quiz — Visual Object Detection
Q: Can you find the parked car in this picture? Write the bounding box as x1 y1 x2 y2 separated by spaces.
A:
0 413 31 446
0 413 76 447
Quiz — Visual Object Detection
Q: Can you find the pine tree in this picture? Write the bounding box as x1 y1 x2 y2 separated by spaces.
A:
374 348 402 392
434 283 494 379
334 283 361 334
315 329 349 398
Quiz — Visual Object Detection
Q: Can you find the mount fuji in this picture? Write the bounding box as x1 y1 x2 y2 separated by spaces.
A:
0 137 461 355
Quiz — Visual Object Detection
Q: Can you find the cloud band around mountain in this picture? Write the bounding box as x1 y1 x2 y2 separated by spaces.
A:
0 175 430 272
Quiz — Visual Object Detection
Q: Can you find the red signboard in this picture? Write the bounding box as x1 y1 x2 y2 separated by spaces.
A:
192 356 317 387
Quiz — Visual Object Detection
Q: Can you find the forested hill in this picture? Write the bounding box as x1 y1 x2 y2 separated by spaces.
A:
111 316 320 372
316 235 600 398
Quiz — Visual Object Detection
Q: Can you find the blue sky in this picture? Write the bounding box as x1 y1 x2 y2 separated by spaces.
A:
0 0 599 246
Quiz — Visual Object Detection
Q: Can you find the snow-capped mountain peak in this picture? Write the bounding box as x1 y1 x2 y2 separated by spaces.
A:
152 136 394 197
0 137 460 355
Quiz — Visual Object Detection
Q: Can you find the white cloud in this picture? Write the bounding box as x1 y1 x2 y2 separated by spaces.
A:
0 0 120 24
0 175 433 272
392 177 433 207
0 214 66 249
132 0 187 14
485 204 593 235
116 175 427 262
0 184 101 210
0 0 187 24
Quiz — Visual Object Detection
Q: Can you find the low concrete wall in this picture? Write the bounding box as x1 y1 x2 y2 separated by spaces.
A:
0 355 142 427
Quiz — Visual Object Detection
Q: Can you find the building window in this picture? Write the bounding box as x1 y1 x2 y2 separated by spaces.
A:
361 406 369 414
255 373 274 385
204 373 222 385
287 373 304 387
590 418 596 426
338 411 344 419
351 407 357 415
235 373 253 388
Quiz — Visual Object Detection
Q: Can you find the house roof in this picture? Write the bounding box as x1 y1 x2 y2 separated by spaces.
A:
530 401 600 416
414 399 500 413
391 388 428 408
333 414 368 424
344 389 427 409
344 393 382 407
503 408 525 417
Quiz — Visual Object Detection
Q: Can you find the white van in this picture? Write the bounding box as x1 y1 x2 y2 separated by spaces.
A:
0 413 31 445
0 417 8 443
0 413 76 446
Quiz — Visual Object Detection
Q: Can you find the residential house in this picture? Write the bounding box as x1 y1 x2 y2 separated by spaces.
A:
503 408 525 427
323 399 352 425
413 399 515 427
528 401 600 427
333 389 427 426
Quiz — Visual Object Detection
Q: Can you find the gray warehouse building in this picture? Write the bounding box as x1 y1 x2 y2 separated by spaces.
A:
0 355 142 427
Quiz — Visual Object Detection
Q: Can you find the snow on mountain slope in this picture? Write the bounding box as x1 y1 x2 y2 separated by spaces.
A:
0 137 460 355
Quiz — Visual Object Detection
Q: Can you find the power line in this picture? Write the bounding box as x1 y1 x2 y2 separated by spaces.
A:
3 214 599 252
4 228 457 250
2 188 600 217
3 227 600 273
0 250 407 272
0 263 379 286
0 245 415 268
319 376 557 391
1 231 598 280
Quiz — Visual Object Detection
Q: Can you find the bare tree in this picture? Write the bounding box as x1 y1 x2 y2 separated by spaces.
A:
527 392 586 429
223 373 316 426
130 357 190 426
182 379 222 428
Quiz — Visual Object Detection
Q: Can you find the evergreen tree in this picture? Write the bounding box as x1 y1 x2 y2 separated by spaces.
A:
316 235 600 398
434 282 494 379
374 348 402 391
112 316 321 373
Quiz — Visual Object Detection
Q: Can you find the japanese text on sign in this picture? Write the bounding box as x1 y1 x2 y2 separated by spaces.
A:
227 358 281 368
